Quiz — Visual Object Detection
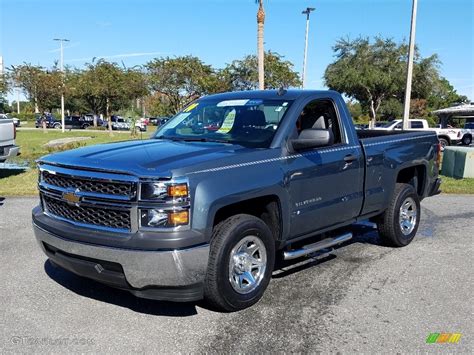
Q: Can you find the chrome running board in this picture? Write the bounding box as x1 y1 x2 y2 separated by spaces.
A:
283 232 352 260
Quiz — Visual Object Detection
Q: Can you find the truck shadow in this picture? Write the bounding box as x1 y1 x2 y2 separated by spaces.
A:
44 260 202 317
43 222 385 315
273 222 385 279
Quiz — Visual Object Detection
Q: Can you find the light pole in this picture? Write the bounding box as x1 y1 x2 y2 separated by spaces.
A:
54 38 69 133
402 0 418 130
301 7 315 89
16 88 20 114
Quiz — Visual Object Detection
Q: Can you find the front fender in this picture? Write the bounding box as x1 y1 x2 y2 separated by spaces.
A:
188 166 289 242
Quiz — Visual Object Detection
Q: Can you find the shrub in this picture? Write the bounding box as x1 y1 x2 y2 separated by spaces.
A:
45 141 86 153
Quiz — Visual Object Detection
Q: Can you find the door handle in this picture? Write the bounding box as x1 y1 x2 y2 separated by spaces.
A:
344 154 357 163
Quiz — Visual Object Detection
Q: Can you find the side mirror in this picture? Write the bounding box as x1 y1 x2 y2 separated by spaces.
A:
290 129 333 151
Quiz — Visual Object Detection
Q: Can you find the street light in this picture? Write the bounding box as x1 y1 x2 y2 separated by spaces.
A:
301 7 315 89
53 38 69 133
402 0 418 130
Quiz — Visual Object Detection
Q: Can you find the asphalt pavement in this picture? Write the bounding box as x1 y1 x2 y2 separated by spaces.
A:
0 195 472 353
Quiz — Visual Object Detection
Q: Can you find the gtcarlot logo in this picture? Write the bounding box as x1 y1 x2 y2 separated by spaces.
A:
426 333 462 344
10 335 95 347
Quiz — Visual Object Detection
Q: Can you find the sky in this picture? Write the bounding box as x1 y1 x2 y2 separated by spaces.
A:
1 0 473 102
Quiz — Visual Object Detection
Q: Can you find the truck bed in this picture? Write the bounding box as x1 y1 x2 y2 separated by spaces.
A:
356 129 416 139
356 129 439 216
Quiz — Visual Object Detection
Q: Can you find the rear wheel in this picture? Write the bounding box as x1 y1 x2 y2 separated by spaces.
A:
204 214 275 312
53 123 61 130
462 135 472 146
438 138 449 150
376 183 420 247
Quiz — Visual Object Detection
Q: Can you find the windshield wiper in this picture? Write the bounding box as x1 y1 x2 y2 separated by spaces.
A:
156 136 231 144
183 137 232 143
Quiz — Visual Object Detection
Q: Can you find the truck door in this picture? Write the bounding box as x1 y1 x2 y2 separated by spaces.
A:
285 98 364 238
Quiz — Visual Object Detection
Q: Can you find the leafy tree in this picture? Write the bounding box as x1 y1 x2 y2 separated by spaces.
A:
0 73 8 113
378 98 403 120
223 51 301 90
73 60 128 128
9 64 66 112
427 77 468 110
346 100 363 120
144 93 175 117
146 55 221 113
324 37 440 125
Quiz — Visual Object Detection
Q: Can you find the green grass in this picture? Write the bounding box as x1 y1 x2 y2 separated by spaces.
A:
439 175 474 194
0 169 38 196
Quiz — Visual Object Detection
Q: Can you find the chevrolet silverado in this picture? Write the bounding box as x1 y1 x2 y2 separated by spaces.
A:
32 90 441 311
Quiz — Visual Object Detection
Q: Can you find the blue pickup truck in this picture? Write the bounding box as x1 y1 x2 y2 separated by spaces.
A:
32 90 441 311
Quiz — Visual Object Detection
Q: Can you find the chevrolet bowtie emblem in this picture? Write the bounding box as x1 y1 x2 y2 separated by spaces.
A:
62 191 81 204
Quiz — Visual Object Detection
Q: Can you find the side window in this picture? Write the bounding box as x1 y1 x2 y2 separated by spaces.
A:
394 123 402 129
296 99 342 145
410 121 423 129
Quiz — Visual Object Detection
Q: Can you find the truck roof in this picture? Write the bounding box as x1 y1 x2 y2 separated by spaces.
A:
200 89 339 101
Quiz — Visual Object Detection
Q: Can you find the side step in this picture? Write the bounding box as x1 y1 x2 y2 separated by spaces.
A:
283 232 352 260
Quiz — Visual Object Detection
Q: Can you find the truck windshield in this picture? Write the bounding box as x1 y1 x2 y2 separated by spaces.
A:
154 98 293 148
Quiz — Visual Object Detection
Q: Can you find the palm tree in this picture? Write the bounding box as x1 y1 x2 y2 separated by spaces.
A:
256 0 265 89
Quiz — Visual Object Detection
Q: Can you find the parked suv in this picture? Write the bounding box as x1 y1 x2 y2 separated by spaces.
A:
35 115 61 129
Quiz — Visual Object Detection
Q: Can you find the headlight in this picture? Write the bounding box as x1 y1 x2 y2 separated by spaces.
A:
140 209 189 228
140 182 188 201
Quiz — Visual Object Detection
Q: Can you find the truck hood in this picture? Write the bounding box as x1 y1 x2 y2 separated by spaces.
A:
38 139 250 178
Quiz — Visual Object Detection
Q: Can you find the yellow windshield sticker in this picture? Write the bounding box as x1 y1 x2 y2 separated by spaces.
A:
183 103 199 112
217 108 236 133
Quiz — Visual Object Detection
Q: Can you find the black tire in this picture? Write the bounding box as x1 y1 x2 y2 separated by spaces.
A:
204 214 275 312
462 135 472 146
438 138 449 150
377 183 420 247
53 123 61 130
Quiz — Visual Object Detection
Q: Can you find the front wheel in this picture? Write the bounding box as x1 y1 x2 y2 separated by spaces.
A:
376 183 421 247
204 214 275 312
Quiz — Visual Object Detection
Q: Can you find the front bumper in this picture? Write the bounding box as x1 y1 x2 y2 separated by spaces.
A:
33 223 209 302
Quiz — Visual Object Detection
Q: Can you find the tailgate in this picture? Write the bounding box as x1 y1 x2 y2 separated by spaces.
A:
0 120 15 153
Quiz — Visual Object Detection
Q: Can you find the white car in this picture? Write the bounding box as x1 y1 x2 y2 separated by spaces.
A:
374 119 428 131
0 113 20 127
373 119 471 148
134 118 148 132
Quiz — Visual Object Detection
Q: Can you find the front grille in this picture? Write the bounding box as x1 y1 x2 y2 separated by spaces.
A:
43 194 131 230
42 171 132 197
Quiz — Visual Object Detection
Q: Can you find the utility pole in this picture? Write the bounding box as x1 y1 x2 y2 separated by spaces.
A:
54 38 69 133
257 0 265 90
402 0 418 130
301 7 315 89
16 88 20 114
